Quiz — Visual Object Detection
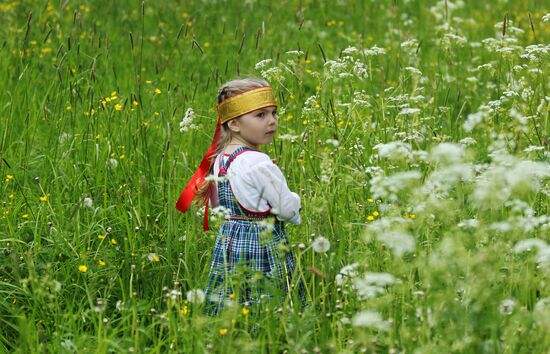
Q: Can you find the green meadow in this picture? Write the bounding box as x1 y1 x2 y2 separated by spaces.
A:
1 0 550 352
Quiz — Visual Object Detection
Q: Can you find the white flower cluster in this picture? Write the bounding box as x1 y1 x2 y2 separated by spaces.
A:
179 108 198 132
370 170 422 202
302 94 319 113
463 105 491 132
353 271 401 300
513 238 550 269
278 133 302 143
352 310 390 331
363 217 416 257
186 288 205 304
373 141 413 161
323 46 371 80
254 58 273 70
209 205 232 221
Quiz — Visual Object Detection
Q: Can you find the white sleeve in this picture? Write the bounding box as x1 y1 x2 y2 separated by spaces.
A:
242 158 302 225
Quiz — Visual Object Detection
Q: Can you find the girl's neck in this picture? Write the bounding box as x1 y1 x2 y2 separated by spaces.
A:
223 142 259 155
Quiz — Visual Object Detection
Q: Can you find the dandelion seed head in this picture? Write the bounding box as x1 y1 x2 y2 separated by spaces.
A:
312 236 330 253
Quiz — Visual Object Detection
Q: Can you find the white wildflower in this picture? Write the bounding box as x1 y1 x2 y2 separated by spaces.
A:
363 45 386 57
254 58 273 70
499 298 516 315
513 238 548 253
377 230 416 257
167 289 182 300
463 109 489 132
335 263 360 286
83 197 93 208
278 133 301 143
534 298 550 328
398 107 421 116
353 271 400 300
186 289 206 304
325 139 340 147
373 141 413 161
106 158 118 168
312 236 330 253
342 46 359 55
404 66 422 77
352 310 390 331
523 146 545 153
457 218 479 229
285 50 304 56
429 142 466 165
370 170 422 201
179 108 198 132
459 137 477 146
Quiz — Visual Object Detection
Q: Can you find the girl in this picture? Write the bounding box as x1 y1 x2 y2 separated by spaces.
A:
176 77 307 318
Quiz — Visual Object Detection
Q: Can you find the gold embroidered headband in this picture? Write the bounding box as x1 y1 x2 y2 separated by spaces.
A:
216 86 277 124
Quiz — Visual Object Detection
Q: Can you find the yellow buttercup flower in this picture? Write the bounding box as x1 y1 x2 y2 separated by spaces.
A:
219 328 228 335
241 307 249 316
229 293 235 300
5 175 13 182
111 238 118 245
132 100 139 106
154 88 161 94
39 195 48 202
79 265 88 273
98 260 106 267
98 234 106 240
367 215 374 221
114 103 123 111
373 211 379 217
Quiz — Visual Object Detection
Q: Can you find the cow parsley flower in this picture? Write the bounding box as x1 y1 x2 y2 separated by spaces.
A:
352 310 390 331
179 108 198 132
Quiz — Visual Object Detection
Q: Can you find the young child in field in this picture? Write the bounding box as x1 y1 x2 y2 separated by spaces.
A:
176 77 307 318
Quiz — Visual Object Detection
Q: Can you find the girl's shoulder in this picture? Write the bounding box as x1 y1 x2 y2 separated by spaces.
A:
230 150 277 167
235 150 271 163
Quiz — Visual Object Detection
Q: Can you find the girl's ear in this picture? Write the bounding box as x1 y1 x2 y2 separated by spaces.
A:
227 118 240 133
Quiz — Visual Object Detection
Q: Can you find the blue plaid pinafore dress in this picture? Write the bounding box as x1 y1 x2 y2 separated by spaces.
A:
204 146 307 317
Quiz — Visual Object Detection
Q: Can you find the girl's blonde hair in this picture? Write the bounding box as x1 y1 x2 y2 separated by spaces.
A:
193 76 271 208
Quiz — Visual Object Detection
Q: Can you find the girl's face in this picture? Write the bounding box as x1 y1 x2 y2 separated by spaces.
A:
231 105 278 148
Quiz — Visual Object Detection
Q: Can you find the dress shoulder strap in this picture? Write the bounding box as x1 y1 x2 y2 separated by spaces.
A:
218 146 257 175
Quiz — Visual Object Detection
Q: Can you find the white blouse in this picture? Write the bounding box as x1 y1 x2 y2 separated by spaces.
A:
209 150 301 225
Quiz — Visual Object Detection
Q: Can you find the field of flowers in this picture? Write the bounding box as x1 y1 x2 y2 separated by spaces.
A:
1 0 550 352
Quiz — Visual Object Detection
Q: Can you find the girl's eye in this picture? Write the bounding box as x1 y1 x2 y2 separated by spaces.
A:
257 111 277 118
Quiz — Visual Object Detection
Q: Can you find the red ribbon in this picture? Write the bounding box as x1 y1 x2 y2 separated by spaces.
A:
175 117 222 231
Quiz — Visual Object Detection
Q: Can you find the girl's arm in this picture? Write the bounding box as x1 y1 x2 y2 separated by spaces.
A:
244 159 301 225
209 182 219 208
